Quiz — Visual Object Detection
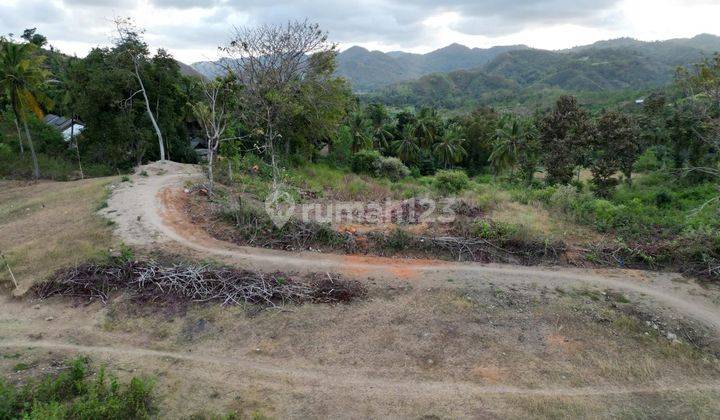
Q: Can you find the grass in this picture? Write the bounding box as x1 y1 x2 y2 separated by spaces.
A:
0 178 116 293
0 357 155 419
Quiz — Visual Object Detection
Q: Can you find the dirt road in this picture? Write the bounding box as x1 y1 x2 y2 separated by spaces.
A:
4 161 720 418
101 161 720 333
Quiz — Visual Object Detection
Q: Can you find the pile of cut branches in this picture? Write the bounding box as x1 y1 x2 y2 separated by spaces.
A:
33 260 364 306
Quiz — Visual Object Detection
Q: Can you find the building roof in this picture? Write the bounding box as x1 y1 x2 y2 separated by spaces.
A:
43 114 85 141
43 114 73 131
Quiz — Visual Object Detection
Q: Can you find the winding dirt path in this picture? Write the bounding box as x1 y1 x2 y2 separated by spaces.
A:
3 338 720 398
101 161 720 334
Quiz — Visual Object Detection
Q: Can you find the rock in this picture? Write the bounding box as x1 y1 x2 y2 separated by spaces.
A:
33 305 40 310
45 317 54 322
426 359 434 365
667 332 677 341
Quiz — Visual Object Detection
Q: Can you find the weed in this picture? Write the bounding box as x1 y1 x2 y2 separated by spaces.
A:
0 358 155 419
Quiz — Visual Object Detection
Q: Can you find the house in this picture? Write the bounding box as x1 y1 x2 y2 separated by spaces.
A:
43 114 85 141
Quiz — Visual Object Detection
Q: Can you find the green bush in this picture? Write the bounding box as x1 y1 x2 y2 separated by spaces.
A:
433 169 470 195
376 156 410 181
351 150 382 175
0 357 155 419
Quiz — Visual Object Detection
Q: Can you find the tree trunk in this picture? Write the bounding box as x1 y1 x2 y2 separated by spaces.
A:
21 116 40 180
72 121 84 179
207 141 215 194
134 59 165 161
13 117 24 156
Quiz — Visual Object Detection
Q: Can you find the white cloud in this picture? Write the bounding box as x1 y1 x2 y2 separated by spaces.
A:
1 0 719 63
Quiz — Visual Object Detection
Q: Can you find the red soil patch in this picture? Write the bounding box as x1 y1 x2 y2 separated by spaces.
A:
341 254 446 279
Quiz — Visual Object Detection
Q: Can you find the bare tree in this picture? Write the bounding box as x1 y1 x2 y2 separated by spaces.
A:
114 17 166 161
221 20 336 187
191 78 236 193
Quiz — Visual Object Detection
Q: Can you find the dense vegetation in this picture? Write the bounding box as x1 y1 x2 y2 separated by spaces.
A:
1 23 719 279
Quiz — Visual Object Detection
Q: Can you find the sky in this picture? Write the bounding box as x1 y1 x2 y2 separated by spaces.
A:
1 0 720 63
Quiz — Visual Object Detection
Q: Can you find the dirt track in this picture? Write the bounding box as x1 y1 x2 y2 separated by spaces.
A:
4 161 720 417
101 161 720 333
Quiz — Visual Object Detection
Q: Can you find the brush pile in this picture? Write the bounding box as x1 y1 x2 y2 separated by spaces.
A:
33 260 364 306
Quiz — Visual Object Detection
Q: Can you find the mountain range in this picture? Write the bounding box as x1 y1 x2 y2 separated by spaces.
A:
190 34 720 108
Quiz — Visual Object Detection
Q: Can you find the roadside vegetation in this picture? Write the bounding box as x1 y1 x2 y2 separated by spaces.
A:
0 357 154 419
1 22 719 282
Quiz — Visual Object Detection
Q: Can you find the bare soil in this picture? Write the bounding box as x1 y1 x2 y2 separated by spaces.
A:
4 161 720 418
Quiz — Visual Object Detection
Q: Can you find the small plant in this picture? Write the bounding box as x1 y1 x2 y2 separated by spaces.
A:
120 175 131 182
434 169 470 195
0 357 155 419
139 170 149 177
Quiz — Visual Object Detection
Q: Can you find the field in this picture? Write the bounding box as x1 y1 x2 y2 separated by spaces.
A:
3 167 720 417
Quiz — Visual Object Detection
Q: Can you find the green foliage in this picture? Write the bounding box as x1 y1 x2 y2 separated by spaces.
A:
538 95 592 185
376 156 410 181
351 149 382 175
0 358 155 419
434 169 470 195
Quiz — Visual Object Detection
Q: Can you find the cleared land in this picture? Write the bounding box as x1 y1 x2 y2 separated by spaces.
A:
2 164 720 418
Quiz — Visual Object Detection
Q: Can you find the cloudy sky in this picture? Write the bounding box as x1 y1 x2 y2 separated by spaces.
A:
1 0 719 63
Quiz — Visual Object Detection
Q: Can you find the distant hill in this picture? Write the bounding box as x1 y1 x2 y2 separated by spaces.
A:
370 34 720 109
189 34 720 107
176 60 207 80
190 43 529 91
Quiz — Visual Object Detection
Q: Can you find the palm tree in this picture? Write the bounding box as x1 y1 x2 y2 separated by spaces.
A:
415 107 441 148
489 114 523 176
0 39 49 180
434 125 467 169
348 112 371 153
393 124 420 164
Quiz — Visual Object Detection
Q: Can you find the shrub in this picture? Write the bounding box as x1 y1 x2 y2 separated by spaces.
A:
351 150 382 175
376 156 410 181
434 169 470 195
0 358 155 419
654 190 673 208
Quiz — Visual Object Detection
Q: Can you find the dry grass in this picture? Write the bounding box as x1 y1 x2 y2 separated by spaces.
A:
0 177 115 294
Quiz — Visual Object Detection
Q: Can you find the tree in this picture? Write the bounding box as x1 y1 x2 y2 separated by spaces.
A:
394 124 420 164
0 39 49 179
192 77 237 193
433 124 467 169
675 54 720 181
114 17 166 161
415 107 442 148
366 103 393 151
21 28 47 48
459 107 499 175
490 114 540 184
538 96 592 185
590 111 641 196
347 111 371 153
222 20 337 186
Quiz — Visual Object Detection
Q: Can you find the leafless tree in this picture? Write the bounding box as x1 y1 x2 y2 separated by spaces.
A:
191 78 236 193
114 17 166 161
220 20 336 187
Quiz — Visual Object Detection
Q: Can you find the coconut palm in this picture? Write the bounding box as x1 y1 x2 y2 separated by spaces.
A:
434 125 467 169
415 107 441 148
393 124 420 164
0 39 49 180
490 114 540 183
348 112 371 153
489 114 522 176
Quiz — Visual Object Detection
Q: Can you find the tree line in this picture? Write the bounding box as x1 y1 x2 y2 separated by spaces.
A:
1 20 718 203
